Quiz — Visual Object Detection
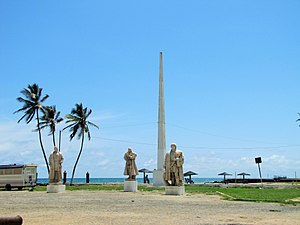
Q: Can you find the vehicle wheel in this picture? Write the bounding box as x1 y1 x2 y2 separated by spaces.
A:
5 184 11 191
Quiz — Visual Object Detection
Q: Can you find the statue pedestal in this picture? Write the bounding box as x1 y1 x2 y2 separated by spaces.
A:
47 184 66 193
165 186 185 195
124 180 138 192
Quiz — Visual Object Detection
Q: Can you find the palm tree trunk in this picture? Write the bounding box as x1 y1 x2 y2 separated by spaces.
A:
36 110 50 174
52 132 56 147
70 131 85 185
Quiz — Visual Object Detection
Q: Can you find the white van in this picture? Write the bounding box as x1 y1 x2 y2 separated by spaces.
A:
0 164 37 190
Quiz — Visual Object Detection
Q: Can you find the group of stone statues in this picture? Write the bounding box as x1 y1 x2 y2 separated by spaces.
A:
123 143 184 186
48 142 184 187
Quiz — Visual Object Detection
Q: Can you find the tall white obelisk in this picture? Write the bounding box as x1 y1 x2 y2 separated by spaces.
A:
153 52 166 187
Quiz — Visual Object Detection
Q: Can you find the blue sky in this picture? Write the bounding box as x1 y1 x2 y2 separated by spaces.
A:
0 1 300 179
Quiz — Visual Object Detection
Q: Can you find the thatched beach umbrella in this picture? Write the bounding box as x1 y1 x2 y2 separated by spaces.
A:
237 172 251 180
184 171 198 182
218 172 232 183
138 168 153 183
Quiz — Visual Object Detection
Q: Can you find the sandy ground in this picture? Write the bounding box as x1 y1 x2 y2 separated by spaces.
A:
0 190 299 225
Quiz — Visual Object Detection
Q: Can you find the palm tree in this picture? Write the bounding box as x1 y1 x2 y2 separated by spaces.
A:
38 105 64 147
64 103 99 185
14 83 50 174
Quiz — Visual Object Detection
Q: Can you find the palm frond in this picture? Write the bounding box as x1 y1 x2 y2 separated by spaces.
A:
38 86 42 99
86 109 92 118
63 122 75 131
297 113 300 122
25 108 36 124
20 88 31 99
17 113 28 123
57 118 64 123
14 105 30 114
71 124 80 140
55 111 62 120
40 94 49 102
87 121 99 129
87 130 91 140
16 97 27 103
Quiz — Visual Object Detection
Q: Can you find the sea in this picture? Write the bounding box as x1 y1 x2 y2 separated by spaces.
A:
37 177 222 184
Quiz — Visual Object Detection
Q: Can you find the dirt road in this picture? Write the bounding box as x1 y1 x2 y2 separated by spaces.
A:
0 190 299 225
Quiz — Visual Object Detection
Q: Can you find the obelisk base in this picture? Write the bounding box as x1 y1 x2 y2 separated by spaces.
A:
124 180 138 192
47 184 66 193
165 186 185 195
153 169 165 187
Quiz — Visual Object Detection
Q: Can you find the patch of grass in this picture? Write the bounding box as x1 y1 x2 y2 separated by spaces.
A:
185 185 300 204
138 186 164 192
219 187 300 204
185 185 221 194
33 186 47 191
67 184 124 191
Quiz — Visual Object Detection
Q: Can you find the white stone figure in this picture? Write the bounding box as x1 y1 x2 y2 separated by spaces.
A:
123 147 139 180
164 143 184 186
49 146 64 183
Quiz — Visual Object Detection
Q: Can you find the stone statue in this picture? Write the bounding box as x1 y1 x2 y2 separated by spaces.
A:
164 143 184 186
123 147 139 180
49 146 64 183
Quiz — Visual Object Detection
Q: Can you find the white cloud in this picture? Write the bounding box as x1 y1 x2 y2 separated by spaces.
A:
142 158 155 168
264 154 288 165
97 159 110 167
261 154 297 176
89 112 126 122
0 121 36 156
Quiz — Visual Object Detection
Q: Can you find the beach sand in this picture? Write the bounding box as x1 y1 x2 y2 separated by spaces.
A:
0 190 299 225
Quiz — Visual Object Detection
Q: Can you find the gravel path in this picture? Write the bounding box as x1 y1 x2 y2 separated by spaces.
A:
0 190 299 225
